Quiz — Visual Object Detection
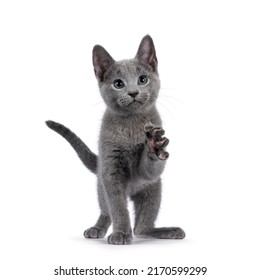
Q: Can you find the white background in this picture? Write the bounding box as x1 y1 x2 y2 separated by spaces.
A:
1 0 260 279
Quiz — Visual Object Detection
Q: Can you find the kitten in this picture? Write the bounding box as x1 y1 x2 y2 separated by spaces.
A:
46 35 185 245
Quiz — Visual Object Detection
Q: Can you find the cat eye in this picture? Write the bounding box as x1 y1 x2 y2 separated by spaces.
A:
113 79 125 89
138 75 148 85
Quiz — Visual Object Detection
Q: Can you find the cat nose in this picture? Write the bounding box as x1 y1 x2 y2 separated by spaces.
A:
128 91 139 98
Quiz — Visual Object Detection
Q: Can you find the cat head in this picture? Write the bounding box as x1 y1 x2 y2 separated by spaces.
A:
92 35 160 115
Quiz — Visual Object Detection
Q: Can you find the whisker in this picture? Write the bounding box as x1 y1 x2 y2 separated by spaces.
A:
160 87 185 95
156 100 175 119
159 96 179 109
92 100 104 108
160 87 184 103
160 94 184 104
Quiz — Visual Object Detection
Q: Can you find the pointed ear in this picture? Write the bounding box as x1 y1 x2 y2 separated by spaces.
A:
92 45 114 81
135 35 158 71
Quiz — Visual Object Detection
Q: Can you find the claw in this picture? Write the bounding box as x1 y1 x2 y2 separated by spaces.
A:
158 151 169 160
144 124 169 161
153 128 165 141
144 123 153 132
157 137 169 148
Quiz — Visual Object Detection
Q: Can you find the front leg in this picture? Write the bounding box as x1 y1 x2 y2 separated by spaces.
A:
106 186 133 245
138 124 169 181
101 160 133 245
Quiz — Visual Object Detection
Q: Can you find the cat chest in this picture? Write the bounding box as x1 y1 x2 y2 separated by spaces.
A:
105 124 146 146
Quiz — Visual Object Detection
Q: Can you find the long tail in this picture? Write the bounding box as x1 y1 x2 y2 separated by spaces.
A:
46 120 98 174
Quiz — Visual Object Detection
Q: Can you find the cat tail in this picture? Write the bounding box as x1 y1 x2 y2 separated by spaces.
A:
46 120 98 174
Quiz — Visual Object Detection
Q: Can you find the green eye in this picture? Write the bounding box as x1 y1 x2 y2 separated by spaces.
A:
113 79 125 89
138 75 148 85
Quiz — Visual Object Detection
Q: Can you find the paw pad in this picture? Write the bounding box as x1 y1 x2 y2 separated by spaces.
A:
144 124 169 160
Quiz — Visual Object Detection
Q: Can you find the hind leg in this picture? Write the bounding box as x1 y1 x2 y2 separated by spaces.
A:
84 180 111 238
132 179 185 239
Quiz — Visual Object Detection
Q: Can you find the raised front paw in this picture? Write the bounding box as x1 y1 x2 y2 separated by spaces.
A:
144 124 169 160
107 232 133 245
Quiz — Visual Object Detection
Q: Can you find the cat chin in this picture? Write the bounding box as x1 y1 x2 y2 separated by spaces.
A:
125 99 149 109
106 102 150 115
123 104 154 115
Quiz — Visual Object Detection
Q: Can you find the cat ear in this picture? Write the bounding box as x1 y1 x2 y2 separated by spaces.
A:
135 35 158 71
92 45 114 81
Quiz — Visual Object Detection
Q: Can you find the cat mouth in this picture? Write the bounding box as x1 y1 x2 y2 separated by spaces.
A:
131 95 149 105
117 95 149 110
131 99 142 104
128 99 144 108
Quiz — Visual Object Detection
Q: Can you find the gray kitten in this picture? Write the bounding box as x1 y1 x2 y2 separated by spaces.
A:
46 35 185 245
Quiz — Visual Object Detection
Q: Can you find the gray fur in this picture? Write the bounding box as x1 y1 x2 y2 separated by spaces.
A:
46 121 97 173
46 35 185 244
